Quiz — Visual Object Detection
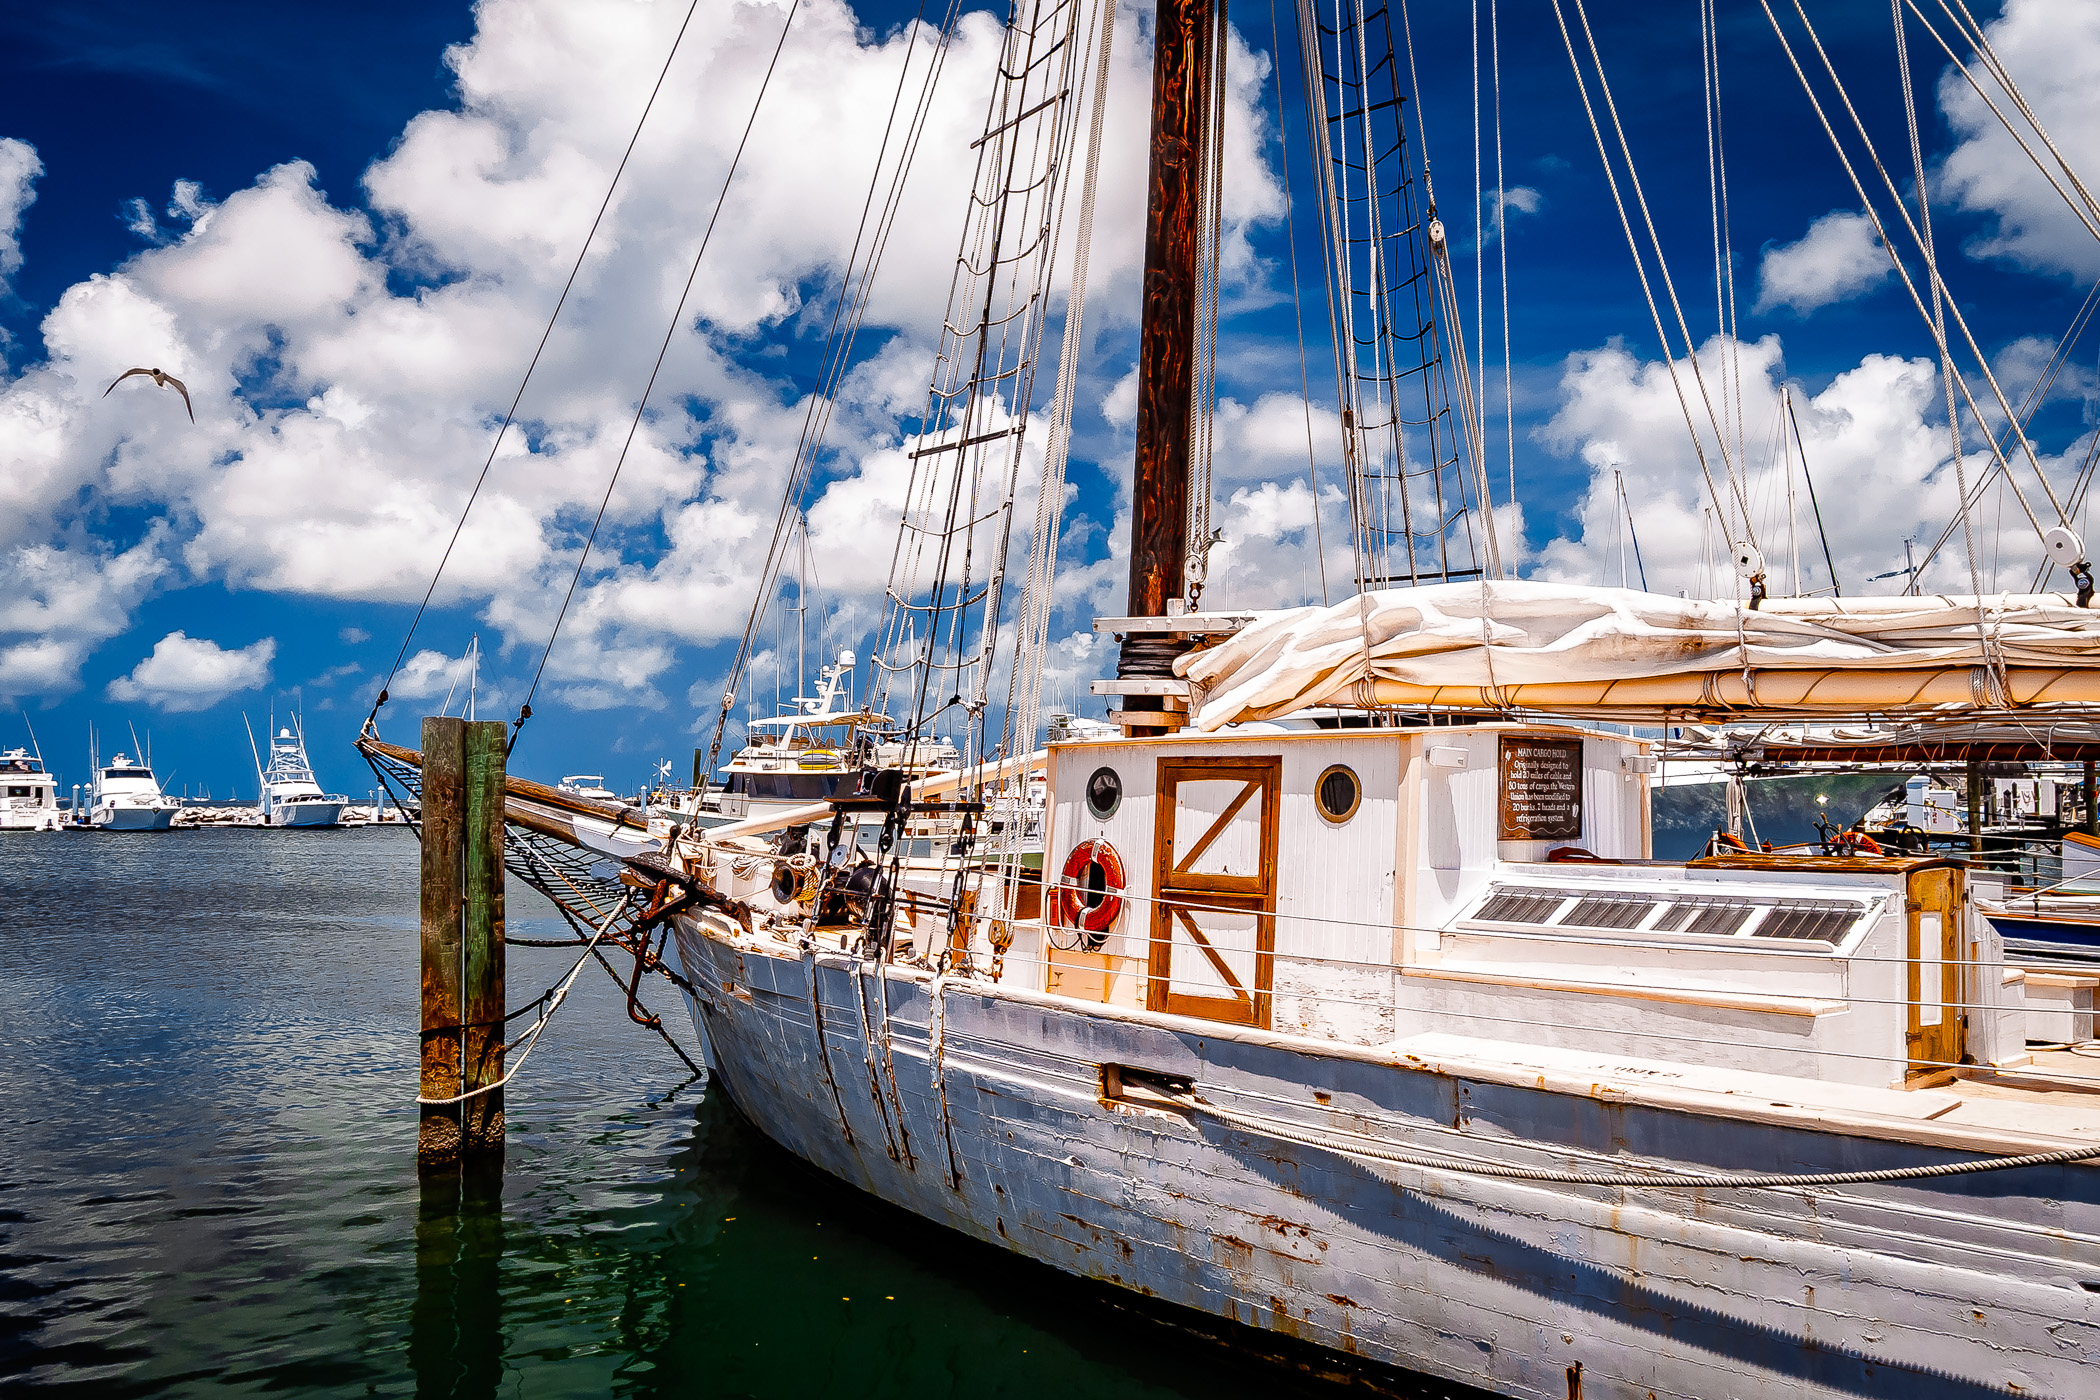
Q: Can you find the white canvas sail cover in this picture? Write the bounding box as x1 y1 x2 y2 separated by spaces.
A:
1176 581 2100 729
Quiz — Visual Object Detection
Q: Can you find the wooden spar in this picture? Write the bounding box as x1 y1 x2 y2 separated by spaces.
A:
417 717 507 1168
1119 0 1215 734
1354 666 2100 716
418 718 466 1167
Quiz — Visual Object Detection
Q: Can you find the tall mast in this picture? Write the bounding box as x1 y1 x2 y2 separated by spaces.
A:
1119 0 1216 727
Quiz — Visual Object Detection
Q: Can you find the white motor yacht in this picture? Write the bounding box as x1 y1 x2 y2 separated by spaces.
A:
87 753 178 831
662 651 961 831
0 748 63 831
248 717 348 828
557 775 619 802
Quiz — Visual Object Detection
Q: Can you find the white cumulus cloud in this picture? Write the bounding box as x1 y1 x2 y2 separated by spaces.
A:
0 136 40 298
1532 333 2083 600
106 631 276 712
1937 0 2100 278
1755 211 1890 315
0 0 1284 711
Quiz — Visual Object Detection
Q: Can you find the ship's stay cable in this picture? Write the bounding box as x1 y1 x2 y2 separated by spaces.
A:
1925 0 2100 240
515 0 802 752
1895 0 1986 618
991 0 1117 921
369 0 705 728
1784 388 1843 596
1491 0 1514 521
706 0 965 781
1545 0 1753 573
1909 281 2100 587
1766 0 2075 547
1268 0 1330 606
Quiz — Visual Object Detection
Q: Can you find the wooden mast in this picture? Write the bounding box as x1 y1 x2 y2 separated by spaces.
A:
1118 0 1216 733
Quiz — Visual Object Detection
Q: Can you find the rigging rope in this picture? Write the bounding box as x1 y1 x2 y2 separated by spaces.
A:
1546 0 1756 580
514 0 803 750
1896 0 1989 648
416 898 630 1107
1269 0 1330 606
370 0 706 726
704 0 964 782
1763 0 2071 551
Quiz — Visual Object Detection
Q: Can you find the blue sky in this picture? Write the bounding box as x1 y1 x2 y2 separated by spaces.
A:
2 0 2095 797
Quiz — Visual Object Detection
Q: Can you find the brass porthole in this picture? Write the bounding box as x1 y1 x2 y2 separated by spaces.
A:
1315 764 1362 824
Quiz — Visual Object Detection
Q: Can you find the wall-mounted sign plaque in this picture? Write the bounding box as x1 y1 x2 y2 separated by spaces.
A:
1498 736 1583 841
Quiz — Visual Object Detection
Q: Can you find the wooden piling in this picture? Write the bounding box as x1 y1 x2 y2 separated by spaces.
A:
460 720 507 1156
418 716 507 1168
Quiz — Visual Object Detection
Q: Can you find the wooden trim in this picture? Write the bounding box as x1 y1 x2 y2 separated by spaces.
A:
1904 865 1966 1081
1172 907 1249 1001
1401 965 1847 1018
1173 777 1262 874
1150 756 1280 1029
2022 970 2100 990
1691 850 1965 875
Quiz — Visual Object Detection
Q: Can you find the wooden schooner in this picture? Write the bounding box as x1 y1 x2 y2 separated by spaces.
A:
365 1 2100 1393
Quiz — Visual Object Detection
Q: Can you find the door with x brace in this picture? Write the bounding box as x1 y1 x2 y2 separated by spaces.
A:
1148 757 1279 1028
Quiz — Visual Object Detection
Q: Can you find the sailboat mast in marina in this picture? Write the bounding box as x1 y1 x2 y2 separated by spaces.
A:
362 1 2100 1393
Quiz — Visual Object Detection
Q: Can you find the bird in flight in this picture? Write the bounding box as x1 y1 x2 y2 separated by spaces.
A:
104 367 194 422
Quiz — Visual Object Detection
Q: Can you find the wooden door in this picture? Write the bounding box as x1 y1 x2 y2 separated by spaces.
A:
1904 866 1965 1081
1148 757 1280 1028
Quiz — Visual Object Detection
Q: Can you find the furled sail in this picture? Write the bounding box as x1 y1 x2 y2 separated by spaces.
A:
1177 581 2100 727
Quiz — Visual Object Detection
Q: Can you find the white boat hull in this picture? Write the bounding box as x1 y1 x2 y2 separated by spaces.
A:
0 809 64 831
670 919 2100 1399
92 806 176 831
265 800 345 828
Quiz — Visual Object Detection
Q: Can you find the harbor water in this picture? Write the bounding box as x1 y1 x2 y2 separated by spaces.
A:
0 828 1467 1398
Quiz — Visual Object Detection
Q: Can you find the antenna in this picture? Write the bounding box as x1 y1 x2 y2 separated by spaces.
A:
244 713 264 792
21 709 43 763
129 721 145 765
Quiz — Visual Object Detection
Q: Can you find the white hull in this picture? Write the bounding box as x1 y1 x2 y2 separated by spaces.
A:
0 809 64 831
92 806 176 831
264 800 345 828
671 920 2100 1399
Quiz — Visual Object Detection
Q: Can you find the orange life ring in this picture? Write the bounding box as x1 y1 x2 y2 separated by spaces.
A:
1059 838 1125 933
1834 829 1884 856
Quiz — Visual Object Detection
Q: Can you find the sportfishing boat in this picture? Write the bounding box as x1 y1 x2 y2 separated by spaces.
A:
557 775 620 802
358 0 2100 1392
0 747 63 831
85 752 178 831
663 651 960 830
247 717 348 828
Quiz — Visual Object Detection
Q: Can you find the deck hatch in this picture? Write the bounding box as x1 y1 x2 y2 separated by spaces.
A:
1655 897 1756 937
1462 884 1873 947
1562 894 1660 930
1473 888 1577 924
1752 900 1862 942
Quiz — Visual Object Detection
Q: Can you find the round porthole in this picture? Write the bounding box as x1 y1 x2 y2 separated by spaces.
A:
1316 764 1362 824
1085 766 1123 819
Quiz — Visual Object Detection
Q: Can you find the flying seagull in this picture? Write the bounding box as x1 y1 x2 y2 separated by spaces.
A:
104 367 194 422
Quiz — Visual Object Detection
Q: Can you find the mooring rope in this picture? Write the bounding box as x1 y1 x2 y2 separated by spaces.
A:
417 900 628 1107
1180 1091 2100 1189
